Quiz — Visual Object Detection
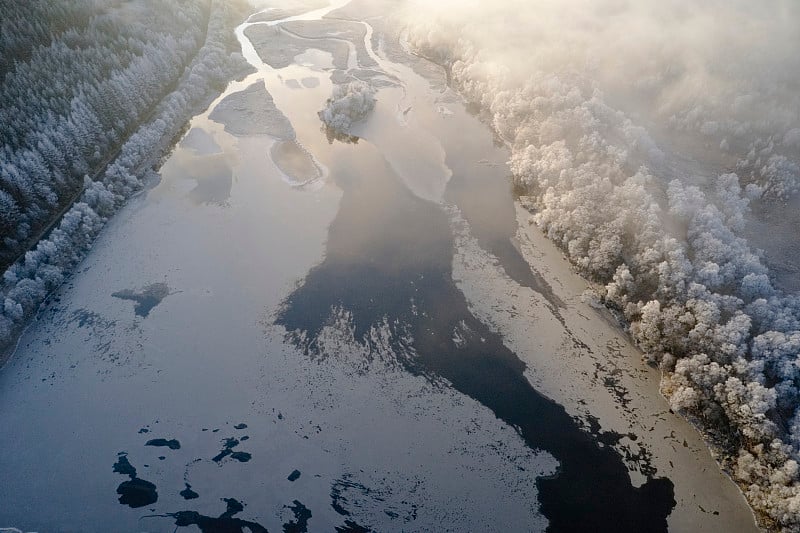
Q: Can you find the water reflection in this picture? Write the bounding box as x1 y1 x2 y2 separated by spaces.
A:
271 140 323 185
160 150 233 206
276 127 676 532
181 128 222 155
244 13 679 528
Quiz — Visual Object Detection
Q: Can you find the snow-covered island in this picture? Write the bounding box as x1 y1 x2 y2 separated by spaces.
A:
318 80 377 140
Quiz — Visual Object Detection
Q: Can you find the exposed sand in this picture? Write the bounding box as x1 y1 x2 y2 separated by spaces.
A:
270 139 323 186
209 80 295 139
245 24 349 70
327 0 447 90
282 19 378 69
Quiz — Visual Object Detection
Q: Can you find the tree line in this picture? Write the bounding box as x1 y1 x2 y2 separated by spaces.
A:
0 0 251 354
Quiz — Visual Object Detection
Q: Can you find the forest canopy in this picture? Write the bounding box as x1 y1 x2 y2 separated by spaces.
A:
406 0 800 528
0 0 250 353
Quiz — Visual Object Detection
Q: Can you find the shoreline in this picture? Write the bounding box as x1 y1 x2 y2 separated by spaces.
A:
352 8 765 525
516 198 765 529
387 18 768 526
0 0 254 367
449 200 761 531
0 2 773 529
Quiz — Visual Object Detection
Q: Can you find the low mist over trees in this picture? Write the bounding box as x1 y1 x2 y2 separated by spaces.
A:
0 0 250 353
407 0 800 529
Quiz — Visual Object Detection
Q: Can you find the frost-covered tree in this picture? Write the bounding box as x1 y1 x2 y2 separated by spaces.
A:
0 0 249 270
0 0 251 355
318 80 376 140
407 0 800 528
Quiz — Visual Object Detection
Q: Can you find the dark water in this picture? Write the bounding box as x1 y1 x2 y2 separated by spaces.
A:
154 497 269 533
439 120 563 310
146 438 181 450
275 134 676 531
108 424 373 532
212 437 253 463
112 282 171 318
113 453 158 508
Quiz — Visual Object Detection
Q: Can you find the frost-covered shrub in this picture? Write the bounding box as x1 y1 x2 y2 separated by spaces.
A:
318 80 376 136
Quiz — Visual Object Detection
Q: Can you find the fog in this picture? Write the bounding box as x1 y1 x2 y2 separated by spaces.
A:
406 0 800 143
403 0 800 528
1 0 798 528
406 0 800 187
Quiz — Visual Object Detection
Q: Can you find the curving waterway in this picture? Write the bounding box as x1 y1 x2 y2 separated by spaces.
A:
0 1 759 532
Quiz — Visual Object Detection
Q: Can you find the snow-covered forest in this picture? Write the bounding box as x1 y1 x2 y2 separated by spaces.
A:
0 0 250 354
406 0 800 528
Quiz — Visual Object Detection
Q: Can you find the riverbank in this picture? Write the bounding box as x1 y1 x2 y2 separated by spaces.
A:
0 0 253 364
448 198 761 530
0 1 770 531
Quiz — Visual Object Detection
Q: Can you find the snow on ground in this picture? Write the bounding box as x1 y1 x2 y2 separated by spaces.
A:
0 19 562 527
450 203 760 532
0 3 779 531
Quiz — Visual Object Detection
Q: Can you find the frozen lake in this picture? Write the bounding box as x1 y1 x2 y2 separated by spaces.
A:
0 1 759 532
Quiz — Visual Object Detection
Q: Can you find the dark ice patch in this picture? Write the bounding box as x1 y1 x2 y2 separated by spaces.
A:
212 437 252 463
231 451 252 462
113 452 158 508
117 478 158 508
113 453 137 477
146 438 181 450
283 500 312 533
112 282 171 318
156 497 268 533
180 483 200 500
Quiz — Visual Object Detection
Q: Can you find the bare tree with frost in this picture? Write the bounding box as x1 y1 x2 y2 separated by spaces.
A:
318 80 376 141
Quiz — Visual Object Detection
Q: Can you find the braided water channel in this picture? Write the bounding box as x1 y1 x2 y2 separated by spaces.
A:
0 1 760 531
